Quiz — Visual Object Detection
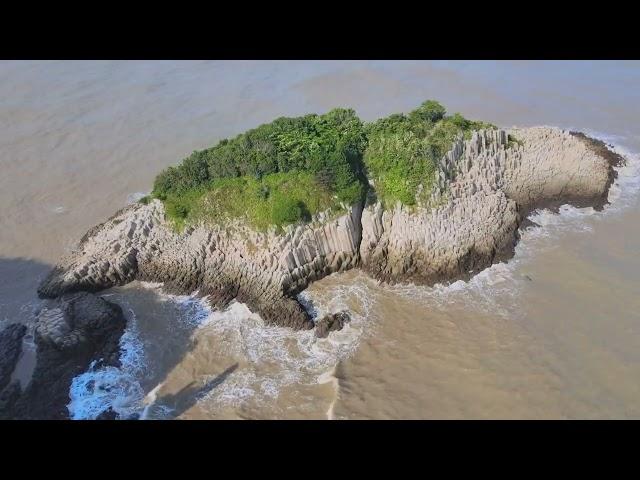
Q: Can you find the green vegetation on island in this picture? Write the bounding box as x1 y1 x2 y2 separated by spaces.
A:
151 100 497 231
363 101 495 206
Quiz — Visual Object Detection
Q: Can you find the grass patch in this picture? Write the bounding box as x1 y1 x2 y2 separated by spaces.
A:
166 171 338 232
363 102 496 207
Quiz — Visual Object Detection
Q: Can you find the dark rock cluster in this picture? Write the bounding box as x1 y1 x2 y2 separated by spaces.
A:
315 311 351 338
0 293 126 420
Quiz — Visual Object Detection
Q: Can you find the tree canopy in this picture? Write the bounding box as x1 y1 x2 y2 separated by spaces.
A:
150 100 497 230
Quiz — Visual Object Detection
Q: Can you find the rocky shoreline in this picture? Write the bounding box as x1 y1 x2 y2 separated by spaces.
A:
0 126 623 420
0 293 126 419
37 127 624 327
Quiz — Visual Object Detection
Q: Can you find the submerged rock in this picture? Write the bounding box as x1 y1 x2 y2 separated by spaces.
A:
315 311 351 338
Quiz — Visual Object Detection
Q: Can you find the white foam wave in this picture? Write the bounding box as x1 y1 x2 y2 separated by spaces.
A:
68 306 147 420
68 364 145 420
68 287 242 420
164 281 377 416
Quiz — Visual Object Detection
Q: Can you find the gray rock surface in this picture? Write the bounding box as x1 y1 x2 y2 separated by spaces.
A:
0 382 22 418
360 127 623 284
95 407 119 420
315 311 351 338
39 201 363 329
0 323 26 394
38 127 622 327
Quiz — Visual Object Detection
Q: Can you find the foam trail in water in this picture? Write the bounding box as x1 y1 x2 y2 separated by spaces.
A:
68 287 211 420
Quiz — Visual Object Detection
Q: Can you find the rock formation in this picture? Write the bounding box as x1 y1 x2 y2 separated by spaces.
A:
38 127 623 330
1 293 126 420
315 311 351 338
0 323 26 393
360 127 624 284
39 201 363 330
0 323 27 417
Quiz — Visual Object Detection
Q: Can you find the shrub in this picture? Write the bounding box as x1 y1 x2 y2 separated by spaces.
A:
271 197 310 226
507 134 524 148
152 108 366 203
363 100 495 207
152 99 496 228
408 100 446 124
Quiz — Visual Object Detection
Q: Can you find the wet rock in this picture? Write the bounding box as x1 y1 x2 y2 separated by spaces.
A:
0 323 27 394
315 311 351 338
0 382 22 419
6 293 126 420
96 407 119 420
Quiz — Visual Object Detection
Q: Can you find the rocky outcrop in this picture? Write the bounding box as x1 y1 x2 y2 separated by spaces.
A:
0 323 26 394
38 127 623 328
0 323 27 416
315 311 351 338
4 293 125 420
39 202 363 330
360 127 623 285
96 407 119 420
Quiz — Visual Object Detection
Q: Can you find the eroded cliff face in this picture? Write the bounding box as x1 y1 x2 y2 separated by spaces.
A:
38 127 622 329
39 201 363 329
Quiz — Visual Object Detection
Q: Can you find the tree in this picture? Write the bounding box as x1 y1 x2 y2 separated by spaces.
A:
409 100 446 124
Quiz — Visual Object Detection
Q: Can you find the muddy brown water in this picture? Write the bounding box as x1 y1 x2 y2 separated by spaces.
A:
1 61 639 419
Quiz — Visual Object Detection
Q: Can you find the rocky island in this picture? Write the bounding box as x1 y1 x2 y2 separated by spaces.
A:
1 100 624 419
37 101 623 328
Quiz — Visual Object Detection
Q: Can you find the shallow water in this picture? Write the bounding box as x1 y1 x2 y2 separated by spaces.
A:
1 60 639 419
